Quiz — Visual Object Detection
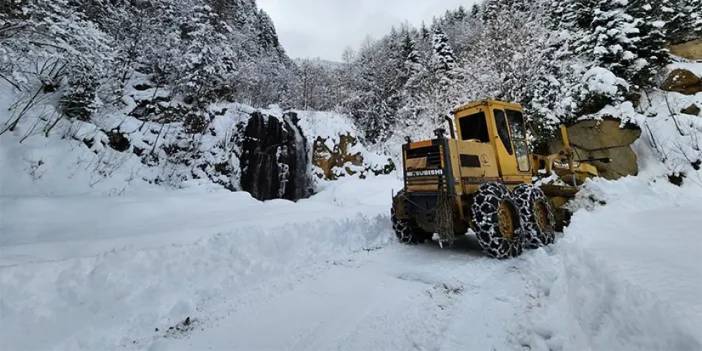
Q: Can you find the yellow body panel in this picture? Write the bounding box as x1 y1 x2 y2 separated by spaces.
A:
409 140 433 149
404 100 537 223
397 99 598 233
404 100 536 200
453 100 533 185
448 140 500 195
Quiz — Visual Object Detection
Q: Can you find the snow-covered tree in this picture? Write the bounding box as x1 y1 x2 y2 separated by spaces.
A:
397 32 429 120
400 32 425 95
430 28 458 80
1 0 114 122
627 0 670 87
470 4 481 18
555 0 599 30
665 0 702 43
575 0 640 80
482 0 502 21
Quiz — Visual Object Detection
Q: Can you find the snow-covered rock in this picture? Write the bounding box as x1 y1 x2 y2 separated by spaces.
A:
668 39 702 61
661 68 702 95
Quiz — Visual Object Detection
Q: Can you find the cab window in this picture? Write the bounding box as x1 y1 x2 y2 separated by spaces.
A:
459 112 489 142
506 109 530 172
506 110 527 140
493 109 513 155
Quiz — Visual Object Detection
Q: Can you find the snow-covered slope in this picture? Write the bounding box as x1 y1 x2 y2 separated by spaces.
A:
2 171 701 351
594 59 702 177
0 77 389 197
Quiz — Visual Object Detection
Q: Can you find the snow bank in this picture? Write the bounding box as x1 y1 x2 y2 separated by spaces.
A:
518 240 700 351
515 175 702 351
0 125 158 197
0 216 392 350
0 174 401 350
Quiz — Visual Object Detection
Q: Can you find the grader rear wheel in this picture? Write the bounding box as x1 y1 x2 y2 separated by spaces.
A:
497 201 516 241
471 182 524 259
391 208 431 244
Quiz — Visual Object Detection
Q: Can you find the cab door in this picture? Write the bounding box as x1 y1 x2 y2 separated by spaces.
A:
452 108 500 192
490 108 531 181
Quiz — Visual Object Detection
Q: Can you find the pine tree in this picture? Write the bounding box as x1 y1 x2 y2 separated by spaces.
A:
420 22 431 40
556 0 599 30
431 28 457 74
400 33 421 73
627 0 670 88
665 0 702 43
256 10 281 51
399 32 426 105
426 27 461 119
682 0 702 40
454 6 468 22
578 0 640 79
470 4 480 18
482 0 502 22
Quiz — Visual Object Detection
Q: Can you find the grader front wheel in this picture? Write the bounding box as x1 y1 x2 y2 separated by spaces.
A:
471 183 524 259
512 184 556 249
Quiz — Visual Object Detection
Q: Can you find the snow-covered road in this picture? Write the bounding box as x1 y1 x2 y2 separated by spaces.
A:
1 175 701 351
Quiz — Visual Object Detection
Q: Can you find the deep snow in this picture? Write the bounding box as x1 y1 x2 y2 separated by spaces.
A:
0 175 400 350
1 169 701 350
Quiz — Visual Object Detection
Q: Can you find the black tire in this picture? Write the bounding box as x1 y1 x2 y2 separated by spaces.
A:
471 182 524 259
512 184 556 249
391 208 431 244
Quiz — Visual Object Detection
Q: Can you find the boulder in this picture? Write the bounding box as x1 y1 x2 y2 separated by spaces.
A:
681 104 701 116
661 69 702 95
549 118 641 180
312 134 364 180
239 112 310 201
668 39 702 61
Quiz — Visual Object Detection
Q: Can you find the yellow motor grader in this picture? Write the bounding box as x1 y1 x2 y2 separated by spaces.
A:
391 100 602 259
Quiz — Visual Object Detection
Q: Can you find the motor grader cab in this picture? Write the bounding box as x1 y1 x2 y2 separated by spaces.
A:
391 100 597 259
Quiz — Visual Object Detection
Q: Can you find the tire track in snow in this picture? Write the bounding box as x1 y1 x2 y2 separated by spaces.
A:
154 237 515 351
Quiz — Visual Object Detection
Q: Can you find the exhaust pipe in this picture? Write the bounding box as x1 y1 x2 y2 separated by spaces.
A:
443 115 456 139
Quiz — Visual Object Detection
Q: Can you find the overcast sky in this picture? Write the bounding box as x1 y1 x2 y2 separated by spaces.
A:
257 0 476 61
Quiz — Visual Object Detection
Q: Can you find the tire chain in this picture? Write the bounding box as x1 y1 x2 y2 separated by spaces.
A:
471 182 524 259
512 184 556 249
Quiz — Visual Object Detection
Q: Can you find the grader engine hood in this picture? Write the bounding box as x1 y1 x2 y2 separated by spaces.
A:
405 150 444 177
403 140 451 192
399 137 459 243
